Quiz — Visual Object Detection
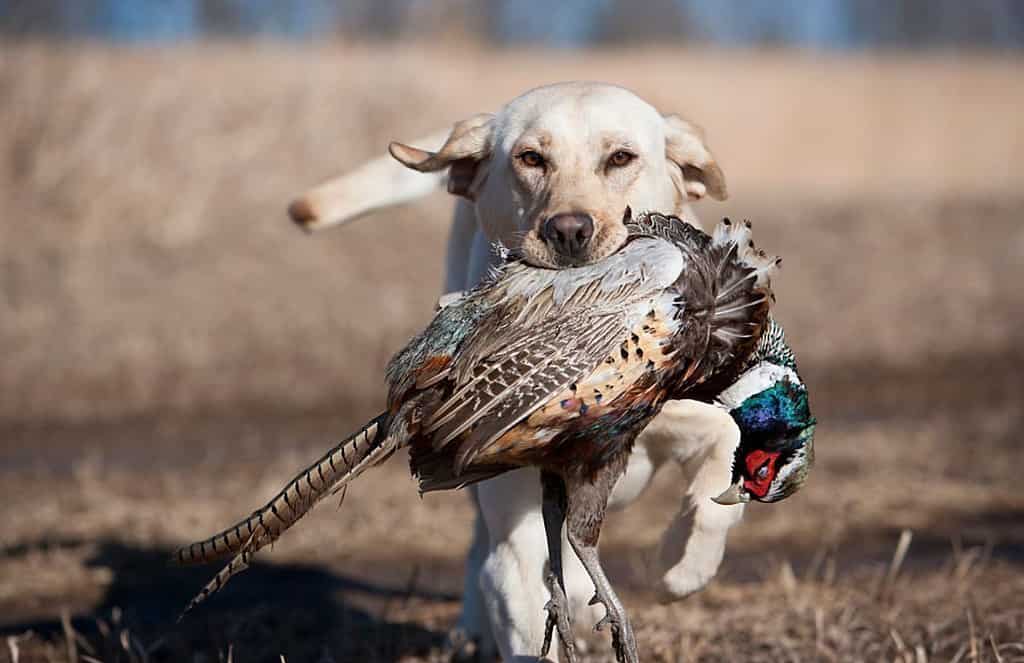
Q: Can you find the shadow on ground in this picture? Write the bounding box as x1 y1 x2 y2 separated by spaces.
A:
1 538 454 662
723 505 1024 581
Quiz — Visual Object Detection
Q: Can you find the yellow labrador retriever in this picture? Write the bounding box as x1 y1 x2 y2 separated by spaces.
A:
291 82 741 662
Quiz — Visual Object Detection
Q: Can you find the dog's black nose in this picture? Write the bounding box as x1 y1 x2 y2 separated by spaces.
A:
542 213 594 258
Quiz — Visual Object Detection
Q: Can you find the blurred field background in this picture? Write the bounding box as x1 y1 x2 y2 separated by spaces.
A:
2 2 1024 662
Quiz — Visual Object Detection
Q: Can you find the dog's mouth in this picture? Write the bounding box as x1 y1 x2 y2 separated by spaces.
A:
517 207 633 270
518 237 625 270
539 252 597 269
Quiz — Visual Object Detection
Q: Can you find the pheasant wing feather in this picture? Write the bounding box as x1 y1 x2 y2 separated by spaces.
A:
426 311 627 473
422 236 686 474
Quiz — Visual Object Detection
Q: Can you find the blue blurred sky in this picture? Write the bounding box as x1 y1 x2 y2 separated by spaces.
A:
2 0 1023 49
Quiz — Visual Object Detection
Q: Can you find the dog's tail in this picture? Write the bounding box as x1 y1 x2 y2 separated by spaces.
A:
172 413 397 617
288 128 451 232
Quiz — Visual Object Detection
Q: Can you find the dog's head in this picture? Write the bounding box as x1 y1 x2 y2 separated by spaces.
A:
390 82 727 268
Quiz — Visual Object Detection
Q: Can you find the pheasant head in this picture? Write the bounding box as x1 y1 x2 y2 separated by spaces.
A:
711 319 816 505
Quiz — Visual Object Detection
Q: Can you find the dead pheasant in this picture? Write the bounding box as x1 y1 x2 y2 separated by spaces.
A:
173 212 815 663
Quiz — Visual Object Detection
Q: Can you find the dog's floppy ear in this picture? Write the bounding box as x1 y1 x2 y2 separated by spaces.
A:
663 115 727 202
389 113 494 200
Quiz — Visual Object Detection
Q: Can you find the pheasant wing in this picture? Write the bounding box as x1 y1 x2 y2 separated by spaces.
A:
416 235 686 477
425 310 627 473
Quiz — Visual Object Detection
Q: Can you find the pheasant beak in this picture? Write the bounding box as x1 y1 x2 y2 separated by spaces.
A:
711 479 750 506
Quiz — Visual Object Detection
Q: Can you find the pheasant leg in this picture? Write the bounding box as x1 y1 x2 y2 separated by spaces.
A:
564 454 638 663
571 542 637 663
540 471 577 663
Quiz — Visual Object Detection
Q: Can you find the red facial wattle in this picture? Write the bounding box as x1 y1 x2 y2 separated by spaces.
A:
743 449 781 498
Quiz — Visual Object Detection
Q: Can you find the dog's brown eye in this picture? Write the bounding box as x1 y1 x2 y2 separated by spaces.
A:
608 150 635 168
519 150 545 169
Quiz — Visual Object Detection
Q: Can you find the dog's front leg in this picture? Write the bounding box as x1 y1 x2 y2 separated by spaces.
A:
444 201 486 293
448 502 498 661
640 400 746 601
476 469 559 662
445 211 505 660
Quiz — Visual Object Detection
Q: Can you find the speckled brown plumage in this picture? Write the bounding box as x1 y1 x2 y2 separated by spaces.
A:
174 212 782 663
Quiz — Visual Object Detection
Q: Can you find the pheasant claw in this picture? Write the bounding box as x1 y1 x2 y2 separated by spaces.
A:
541 570 578 663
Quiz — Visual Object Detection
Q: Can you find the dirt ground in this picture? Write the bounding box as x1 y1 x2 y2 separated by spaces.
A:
1 44 1023 662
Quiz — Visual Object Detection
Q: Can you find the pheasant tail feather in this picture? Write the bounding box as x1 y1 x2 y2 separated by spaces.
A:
173 413 396 617
707 218 779 352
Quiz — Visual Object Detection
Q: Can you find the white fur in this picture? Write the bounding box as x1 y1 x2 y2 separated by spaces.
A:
291 82 743 662
638 400 746 601
293 128 452 231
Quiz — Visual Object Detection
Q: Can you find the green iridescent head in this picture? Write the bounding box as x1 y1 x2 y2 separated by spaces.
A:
711 320 816 505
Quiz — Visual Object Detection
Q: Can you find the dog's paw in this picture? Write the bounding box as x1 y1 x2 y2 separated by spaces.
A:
655 553 720 603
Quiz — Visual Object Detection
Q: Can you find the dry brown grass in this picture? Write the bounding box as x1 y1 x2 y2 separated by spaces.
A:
1 42 1023 662
2 41 1022 421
